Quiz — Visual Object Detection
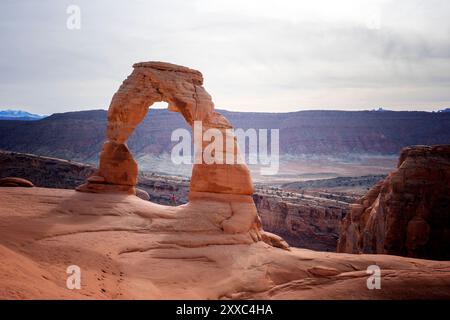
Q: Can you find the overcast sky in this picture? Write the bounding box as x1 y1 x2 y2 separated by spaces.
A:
0 0 449 114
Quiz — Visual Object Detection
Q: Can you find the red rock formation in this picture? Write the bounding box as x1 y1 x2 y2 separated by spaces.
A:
0 177 34 188
77 62 252 196
1 187 450 299
338 145 450 260
76 61 284 247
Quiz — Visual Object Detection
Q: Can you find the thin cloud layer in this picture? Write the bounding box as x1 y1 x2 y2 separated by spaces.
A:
0 0 449 114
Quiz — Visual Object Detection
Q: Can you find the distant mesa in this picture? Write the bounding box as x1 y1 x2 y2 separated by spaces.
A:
1 108 449 161
0 109 46 121
371 107 391 112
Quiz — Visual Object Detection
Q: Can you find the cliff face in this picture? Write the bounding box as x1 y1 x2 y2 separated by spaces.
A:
254 193 348 251
338 145 450 260
0 151 95 189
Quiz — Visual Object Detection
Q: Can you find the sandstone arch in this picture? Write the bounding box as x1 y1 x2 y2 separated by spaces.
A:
77 61 284 240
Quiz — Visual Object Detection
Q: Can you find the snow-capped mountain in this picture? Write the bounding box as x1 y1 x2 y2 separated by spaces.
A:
0 109 46 120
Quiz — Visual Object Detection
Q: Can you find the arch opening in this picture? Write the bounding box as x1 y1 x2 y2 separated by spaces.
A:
128 101 193 177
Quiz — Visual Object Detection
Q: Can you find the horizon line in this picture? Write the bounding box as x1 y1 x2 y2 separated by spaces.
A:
1 106 450 117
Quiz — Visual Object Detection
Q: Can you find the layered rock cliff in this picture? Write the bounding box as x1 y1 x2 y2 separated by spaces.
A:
253 192 348 251
0 151 95 188
338 145 450 260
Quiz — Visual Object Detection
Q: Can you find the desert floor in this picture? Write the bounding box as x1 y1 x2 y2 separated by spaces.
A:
1 187 449 299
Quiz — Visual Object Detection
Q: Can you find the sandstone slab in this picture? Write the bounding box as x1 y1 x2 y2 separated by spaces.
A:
1 187 449 299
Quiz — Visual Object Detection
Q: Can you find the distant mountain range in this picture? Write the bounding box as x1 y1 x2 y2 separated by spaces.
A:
0 109 449 163
0 109 46 121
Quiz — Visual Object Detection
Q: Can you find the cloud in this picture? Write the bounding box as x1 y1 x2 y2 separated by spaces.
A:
0 0 449 114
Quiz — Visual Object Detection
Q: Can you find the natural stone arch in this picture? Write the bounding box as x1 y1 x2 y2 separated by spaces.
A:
78 61 252 197
77 61 285 240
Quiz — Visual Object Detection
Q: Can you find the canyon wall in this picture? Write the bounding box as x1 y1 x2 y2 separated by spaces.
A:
338 145 450 260
254 192 348 251
0 151 95 189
